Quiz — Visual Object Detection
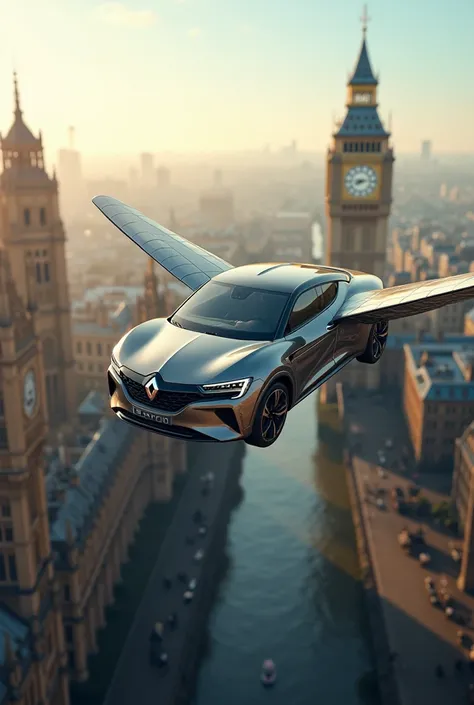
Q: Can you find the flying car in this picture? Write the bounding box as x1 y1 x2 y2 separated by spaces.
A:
95 196 474 448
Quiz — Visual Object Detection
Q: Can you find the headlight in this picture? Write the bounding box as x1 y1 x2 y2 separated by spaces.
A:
201 378 252 399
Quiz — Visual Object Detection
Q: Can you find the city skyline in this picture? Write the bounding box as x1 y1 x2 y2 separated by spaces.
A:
1 0 474 160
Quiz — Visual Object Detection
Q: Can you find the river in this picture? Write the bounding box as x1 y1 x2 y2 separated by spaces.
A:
194 393 376 705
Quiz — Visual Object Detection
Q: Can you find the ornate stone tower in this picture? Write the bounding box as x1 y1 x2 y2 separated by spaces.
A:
0 247 69 703
0 74 76 430
325 15 394 280
323 13 395 393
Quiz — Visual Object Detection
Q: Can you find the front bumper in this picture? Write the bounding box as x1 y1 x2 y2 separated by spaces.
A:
107 364 264 442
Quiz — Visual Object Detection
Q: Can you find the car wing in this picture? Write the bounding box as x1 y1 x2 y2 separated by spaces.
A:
334 272 474 324
92 195 234 291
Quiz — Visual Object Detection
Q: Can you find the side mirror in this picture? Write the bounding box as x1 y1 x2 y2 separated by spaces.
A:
326 321 338 332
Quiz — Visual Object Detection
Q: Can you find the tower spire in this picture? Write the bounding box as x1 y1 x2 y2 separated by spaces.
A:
13 71 22 118
348 7 377 86
360 5 370 37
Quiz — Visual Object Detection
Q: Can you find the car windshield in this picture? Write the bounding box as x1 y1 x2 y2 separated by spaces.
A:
170 281 289 340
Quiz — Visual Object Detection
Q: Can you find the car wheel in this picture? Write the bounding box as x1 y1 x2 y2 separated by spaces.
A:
245 381 289 448
356 320 389 364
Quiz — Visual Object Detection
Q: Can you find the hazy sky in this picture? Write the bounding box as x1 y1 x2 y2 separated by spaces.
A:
1 0 473 159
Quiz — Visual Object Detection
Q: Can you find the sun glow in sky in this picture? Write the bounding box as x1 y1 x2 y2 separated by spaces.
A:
1 0 473 158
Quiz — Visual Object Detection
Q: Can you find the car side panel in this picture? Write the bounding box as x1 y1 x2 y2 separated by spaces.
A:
334 320 371 363
284 285 347 400
332 280 377 363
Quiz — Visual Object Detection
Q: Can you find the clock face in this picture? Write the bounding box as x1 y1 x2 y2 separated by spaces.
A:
23 369 37 419
345 166 378 198
354 92 371 104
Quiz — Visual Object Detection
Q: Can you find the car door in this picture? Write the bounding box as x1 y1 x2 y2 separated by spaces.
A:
333 317 370 365
284 282 340 399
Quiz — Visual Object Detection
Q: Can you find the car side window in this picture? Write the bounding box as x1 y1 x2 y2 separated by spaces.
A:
319 282 338 310
285 282 338 335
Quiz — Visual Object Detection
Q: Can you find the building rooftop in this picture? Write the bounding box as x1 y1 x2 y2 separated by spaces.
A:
50 418 135 549
73 282 188 307
78 389 106 417
0 604 31 702
404 338 474 401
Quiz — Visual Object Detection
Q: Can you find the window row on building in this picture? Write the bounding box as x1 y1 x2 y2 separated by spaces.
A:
343 141 382 153
76 340 113 357
23 206 47 227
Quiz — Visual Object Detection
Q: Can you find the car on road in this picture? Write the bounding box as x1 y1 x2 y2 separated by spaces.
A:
188 578 197 591
95 195 474 448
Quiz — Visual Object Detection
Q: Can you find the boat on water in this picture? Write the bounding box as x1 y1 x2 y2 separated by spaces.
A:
261 659 276 686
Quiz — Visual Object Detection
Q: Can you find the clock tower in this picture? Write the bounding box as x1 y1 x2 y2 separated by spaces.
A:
323 13 394 394
325 17 394 280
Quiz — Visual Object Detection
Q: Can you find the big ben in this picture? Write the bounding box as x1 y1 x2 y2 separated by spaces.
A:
325 13 394 281
323 13 394 394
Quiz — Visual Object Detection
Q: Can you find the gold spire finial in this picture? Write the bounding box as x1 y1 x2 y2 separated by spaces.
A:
360 5 370 36
13 71 22 117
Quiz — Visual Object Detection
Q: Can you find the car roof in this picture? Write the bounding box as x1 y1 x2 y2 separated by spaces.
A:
212 263 351 293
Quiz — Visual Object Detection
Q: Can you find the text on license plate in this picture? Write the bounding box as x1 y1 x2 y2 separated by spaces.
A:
132 406 172 425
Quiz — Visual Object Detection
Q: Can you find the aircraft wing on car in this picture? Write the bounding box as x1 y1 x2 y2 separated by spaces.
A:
335 272 474 324
93 195 234 291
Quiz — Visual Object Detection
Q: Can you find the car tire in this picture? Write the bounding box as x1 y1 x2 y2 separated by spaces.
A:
245 381 289 448
356 320 389 364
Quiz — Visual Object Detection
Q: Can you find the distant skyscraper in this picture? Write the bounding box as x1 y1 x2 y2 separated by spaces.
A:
58 126 84 221
140 152 154 186
421 140 432 161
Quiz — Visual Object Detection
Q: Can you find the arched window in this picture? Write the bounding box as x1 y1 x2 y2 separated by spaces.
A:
40 208 47 226
24 208 31 226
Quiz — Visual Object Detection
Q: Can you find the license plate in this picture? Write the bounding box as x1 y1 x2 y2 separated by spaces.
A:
132 406 172 425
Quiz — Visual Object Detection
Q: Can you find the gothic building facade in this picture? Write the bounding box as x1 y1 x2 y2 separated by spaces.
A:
0 246 69 704
0 75 185 704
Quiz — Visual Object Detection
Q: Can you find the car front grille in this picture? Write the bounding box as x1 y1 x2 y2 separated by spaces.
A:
120 371 204 413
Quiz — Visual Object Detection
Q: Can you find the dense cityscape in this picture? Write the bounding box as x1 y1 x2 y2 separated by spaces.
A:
1 4 474 705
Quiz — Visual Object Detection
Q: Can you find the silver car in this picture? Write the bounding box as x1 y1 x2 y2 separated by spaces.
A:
95 196 474 448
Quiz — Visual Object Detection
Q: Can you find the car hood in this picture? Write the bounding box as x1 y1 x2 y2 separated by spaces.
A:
116 318 270 384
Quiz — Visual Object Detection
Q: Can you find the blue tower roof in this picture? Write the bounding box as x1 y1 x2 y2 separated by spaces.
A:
349 38 378 86
335 105 388 137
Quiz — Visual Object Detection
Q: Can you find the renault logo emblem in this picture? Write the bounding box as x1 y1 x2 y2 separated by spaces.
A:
144 377 159 401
